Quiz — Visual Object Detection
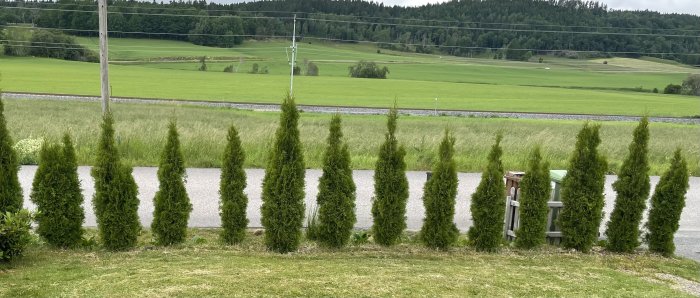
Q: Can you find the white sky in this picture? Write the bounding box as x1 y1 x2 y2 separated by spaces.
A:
211 0 700 16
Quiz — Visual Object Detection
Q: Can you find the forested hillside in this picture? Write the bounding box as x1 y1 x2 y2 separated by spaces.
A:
1 0 699 65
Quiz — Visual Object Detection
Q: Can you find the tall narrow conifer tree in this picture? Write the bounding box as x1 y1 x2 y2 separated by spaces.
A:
420 130 459 249
261 95 306 253
219 125 248 244
152 122 192 245
606 117 650 253
468 134 506 252
371 105 409 246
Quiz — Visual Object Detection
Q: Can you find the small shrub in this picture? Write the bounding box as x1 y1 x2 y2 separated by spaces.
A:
468 134 506 252
292 65 301 75
30 135 85 248
664 84 682 94
261 95 306 253
371 106 408 246
682 74 700 96
305 206 320 241
559 123 607 252
351 230 370 245
349 61 389 79
249 63 259 74
306 62 319 76
13 138 43 165
646 149 690 257
316 115 356 248
0 99 23 214
198 56 207 71
606 117 650 253
223 64 234 73
151 122 192 246
420 130 459 250
514 147 551 249
0 210 33 262
652 88 659 93
219 125 248 245
260 66 269 74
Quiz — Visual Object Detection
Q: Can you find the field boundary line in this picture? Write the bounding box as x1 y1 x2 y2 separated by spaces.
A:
2 91 698 124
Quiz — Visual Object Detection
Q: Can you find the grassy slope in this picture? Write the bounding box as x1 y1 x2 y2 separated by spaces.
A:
1 57 699 117
4 99 699 175
1 230 699 297
1 38 699 117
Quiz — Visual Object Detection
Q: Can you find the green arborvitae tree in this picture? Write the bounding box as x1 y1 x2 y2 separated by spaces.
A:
419 130 459 250
30 135 85 248
514 147 551 249
260 95 306 253
92 113 141 251
468 134 506 252
606 117 650 253
371 106 408 246
219 125 248 244
317 115 356 248
646 149 690 257
151 122 192 246
0 99 23 213
559 123 607 252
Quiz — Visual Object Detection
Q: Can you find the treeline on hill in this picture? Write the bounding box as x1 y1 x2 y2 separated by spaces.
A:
1 0 699 65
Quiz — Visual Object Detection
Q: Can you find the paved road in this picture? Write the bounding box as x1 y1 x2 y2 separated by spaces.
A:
4 92 699 124
18 166 700 261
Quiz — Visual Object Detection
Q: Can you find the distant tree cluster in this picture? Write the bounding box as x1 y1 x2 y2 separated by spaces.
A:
9 0 700 65
2 28 97 62
349 61 389 79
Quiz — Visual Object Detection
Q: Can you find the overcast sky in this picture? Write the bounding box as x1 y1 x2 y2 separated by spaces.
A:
212 0 699 16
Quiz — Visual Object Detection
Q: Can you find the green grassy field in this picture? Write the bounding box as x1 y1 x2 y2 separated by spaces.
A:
4 99 698 175
1 37 699 117
1 229 699 297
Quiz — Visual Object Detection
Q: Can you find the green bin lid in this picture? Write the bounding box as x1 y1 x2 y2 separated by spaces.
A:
550 170 567 183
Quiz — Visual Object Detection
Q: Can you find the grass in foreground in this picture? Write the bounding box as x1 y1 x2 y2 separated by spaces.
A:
1 229 699 297
4 99 699 175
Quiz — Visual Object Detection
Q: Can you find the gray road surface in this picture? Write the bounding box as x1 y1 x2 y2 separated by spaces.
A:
18 166 700 261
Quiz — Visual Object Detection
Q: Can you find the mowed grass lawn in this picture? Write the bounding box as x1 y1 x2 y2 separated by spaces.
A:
4 99 699 175
1 56 699 117
1 229 699 297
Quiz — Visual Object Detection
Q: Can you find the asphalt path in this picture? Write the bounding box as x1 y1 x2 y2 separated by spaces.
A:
18 166 700 261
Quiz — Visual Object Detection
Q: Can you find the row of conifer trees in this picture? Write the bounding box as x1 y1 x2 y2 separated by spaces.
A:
0 97 691 256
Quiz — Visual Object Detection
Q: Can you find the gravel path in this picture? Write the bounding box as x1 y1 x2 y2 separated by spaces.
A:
17 166 700 261
4 92 699 124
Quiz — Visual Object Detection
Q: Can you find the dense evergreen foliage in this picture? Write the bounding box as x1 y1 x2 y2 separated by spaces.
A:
261 95 306 253
605 117 650 253
152 122 192 246
514 147 551 249
371 106 408 246
219 125 249 244
559 123 607 252
349 61 389 79
7 0 700 65
468 134 505 252
316 115 356 248
30 135 85 248
419 130 459 249
646 150 690 257
92 114 141 251
0 99 22 214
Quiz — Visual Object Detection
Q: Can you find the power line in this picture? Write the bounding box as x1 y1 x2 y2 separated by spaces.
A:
3 5 700 38
2 25 291 38
4 2 700 34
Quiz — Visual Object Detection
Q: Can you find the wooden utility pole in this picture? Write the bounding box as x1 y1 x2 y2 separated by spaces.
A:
98 0 110 114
